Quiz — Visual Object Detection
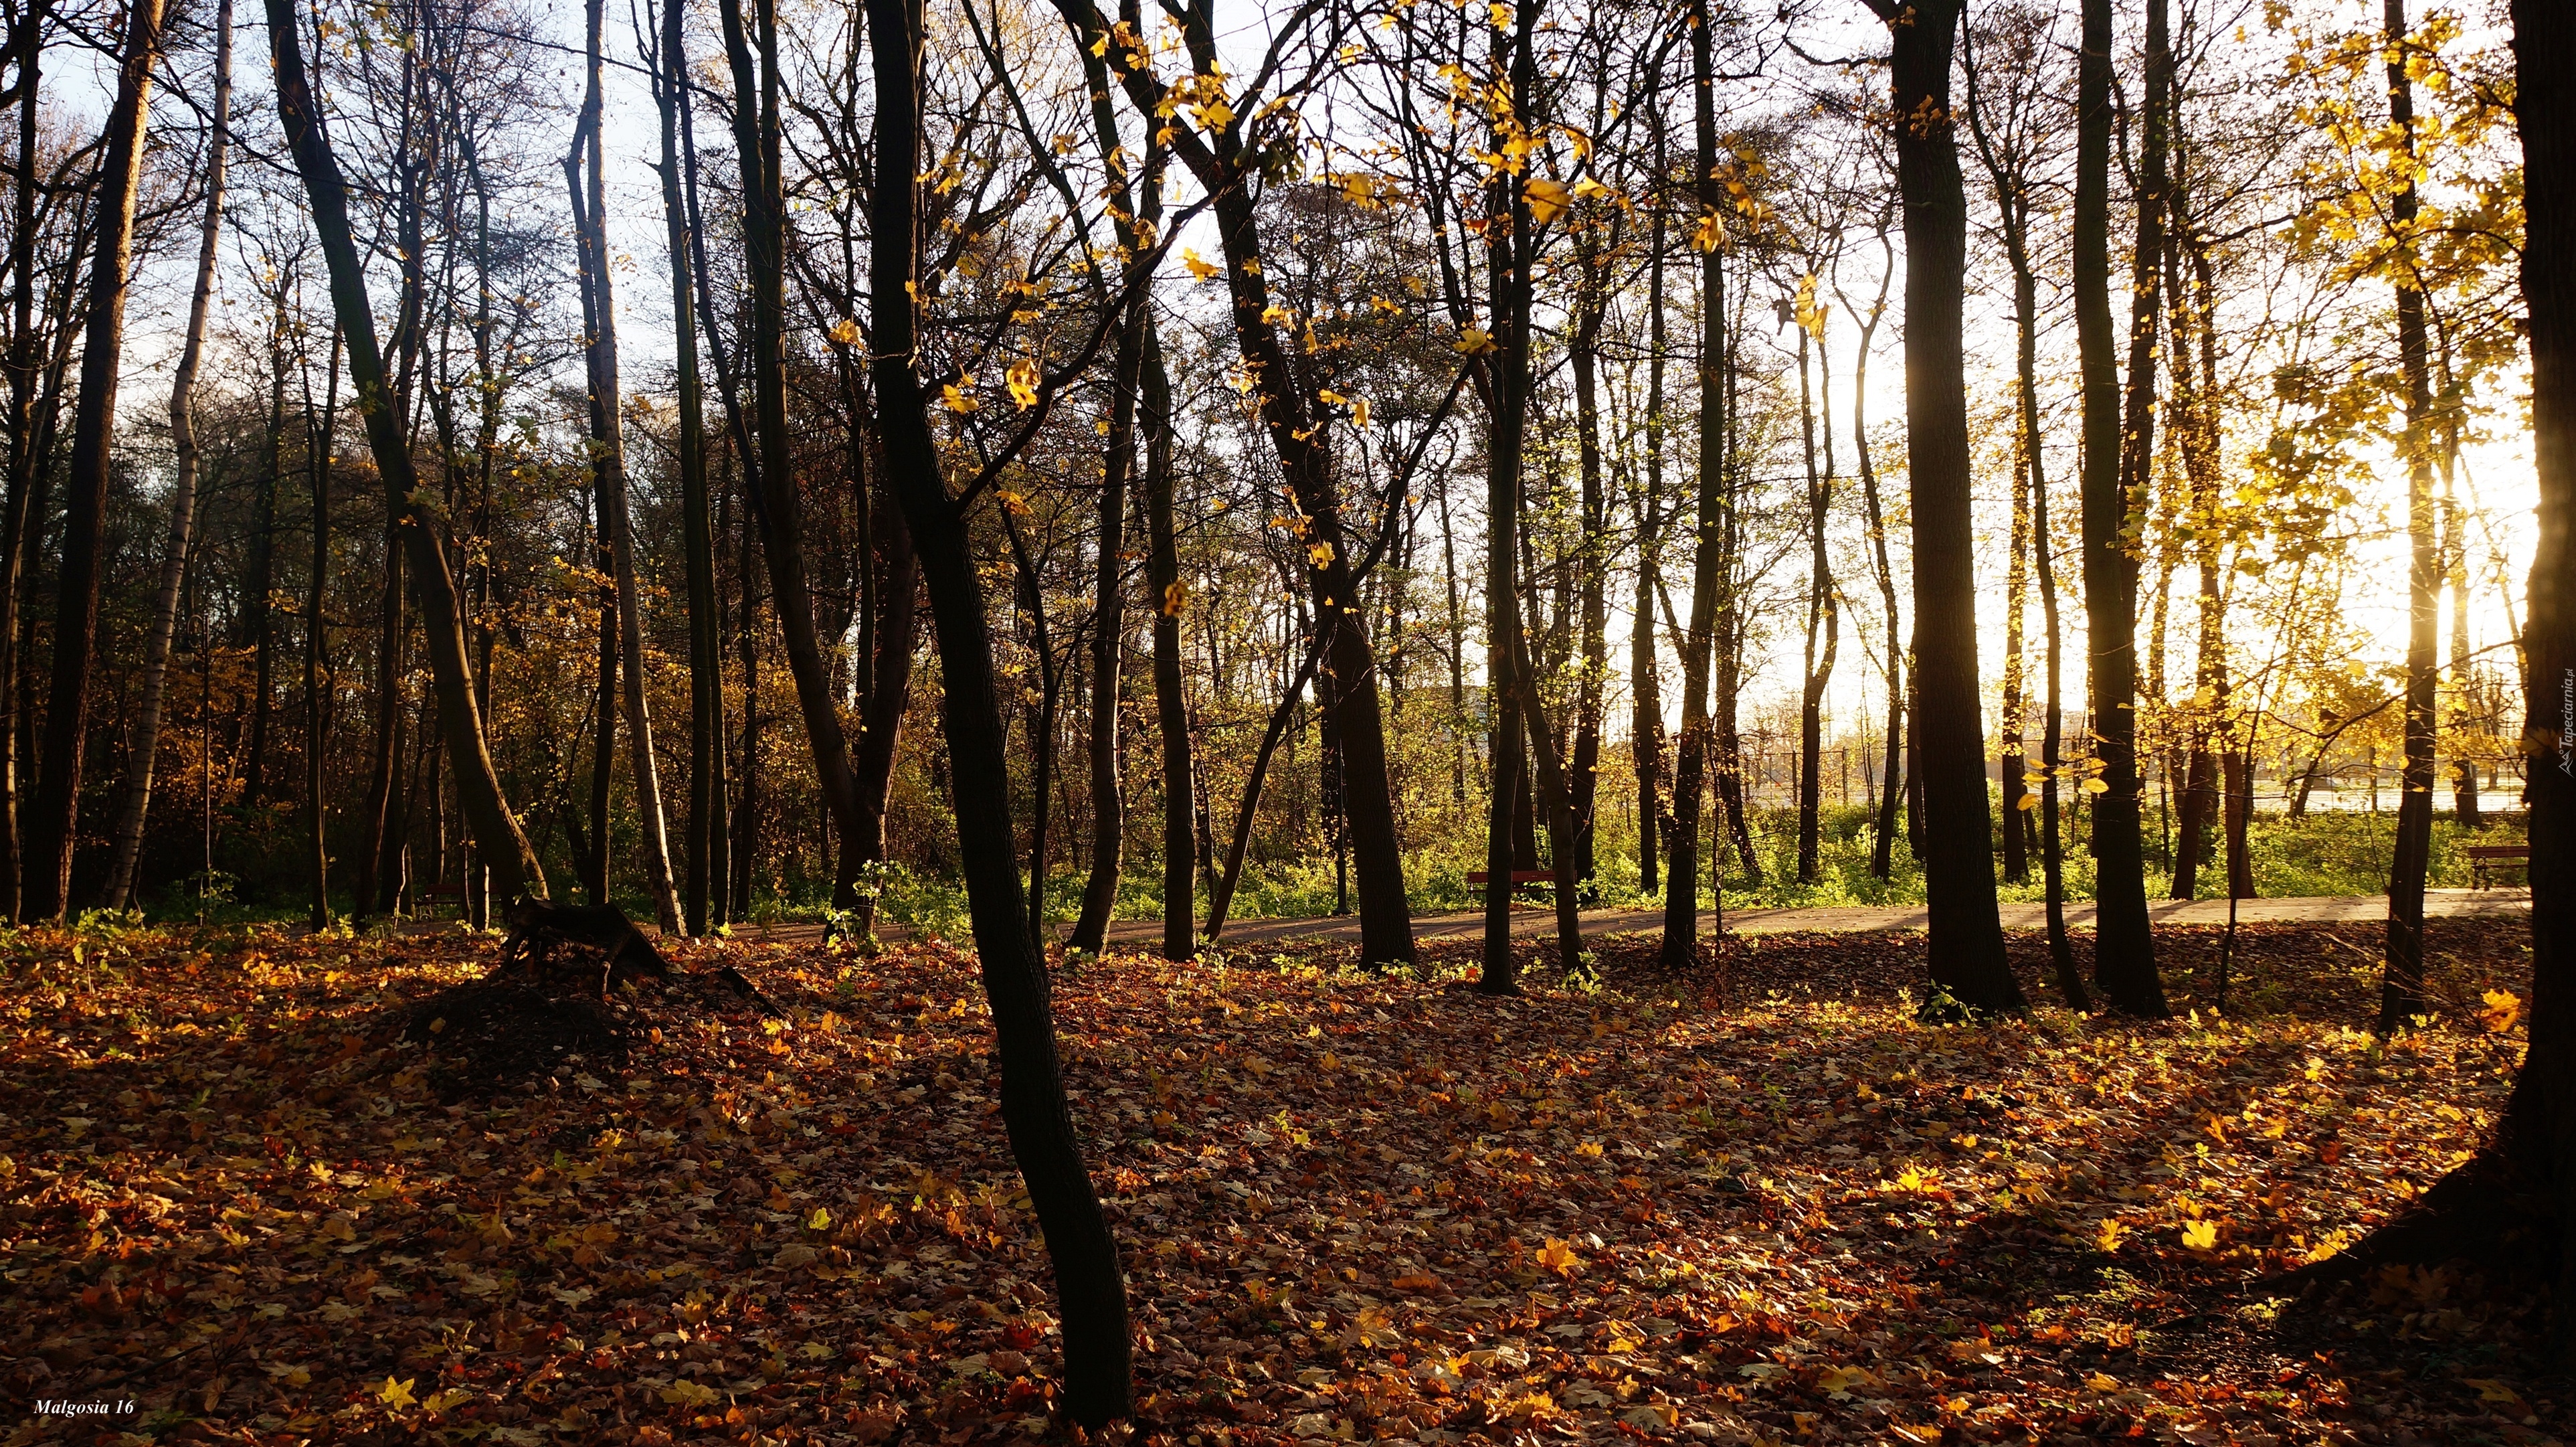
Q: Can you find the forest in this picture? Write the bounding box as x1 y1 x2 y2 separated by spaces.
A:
0 0 2571 1440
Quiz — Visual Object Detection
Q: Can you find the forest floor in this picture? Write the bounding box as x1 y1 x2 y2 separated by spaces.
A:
0 914 2552 1446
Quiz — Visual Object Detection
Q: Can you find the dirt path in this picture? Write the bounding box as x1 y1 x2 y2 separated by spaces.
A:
728 888 2528 948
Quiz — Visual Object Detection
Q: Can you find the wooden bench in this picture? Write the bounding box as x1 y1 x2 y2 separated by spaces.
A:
1467 869 1560 898
416 882 467 917
2467 844 2529 890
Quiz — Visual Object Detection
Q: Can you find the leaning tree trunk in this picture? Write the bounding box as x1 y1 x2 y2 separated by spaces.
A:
100 0 228 912
2502 0 2576 1329
2077 0 2160 1013
864 0 1131 1421
2380 0 2441 1034
2291 0 2575 1339
1065 0 1414 968
1869 0 2021 1009
24 0 168 920
266 0 545 902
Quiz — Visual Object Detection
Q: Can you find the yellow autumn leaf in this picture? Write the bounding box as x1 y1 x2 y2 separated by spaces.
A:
2085 1371 2122 1392
2180 1219 2219 1252
1536 1238 1579 1276
378 1376 418 1410
807 1205 832 1231
1455 326 1497 355
422 1387 474 1414
942 381 978 414
1183 248 1219 281
828 317 860 346
1352 396 1370 427
1007 357 1040 409
1815 1364 1873 1395
1307 540 1334 568
1162 580 1188 616
2480 989 2522 1033
2466 1377 2526 1406
1524 176 1570 224
662 1379 721 1406
2081 776 2110 794
2016 792 2040 810
1693 208 1728 252
2096 1217 2128 1252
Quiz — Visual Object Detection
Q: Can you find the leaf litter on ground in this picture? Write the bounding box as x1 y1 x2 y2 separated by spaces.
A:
0 915 2553 1446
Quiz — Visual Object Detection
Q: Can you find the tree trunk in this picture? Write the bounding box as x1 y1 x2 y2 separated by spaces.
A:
1069 0 1414 968
0 0 46 920
849 487 916 938
1206 646 1315 942
2001 392 2031 885
2077 0 2160 1013
303 327 341 931
2495 0 2570 1142
1962 27 2086 1001
1067 280 1149 956
864 0 1131 1420
100 0 228 912
1851 230 1902 883
1873 0 2019 1009
1481 0 1546 992
2301 0 2573 1341
715 0 866 911
1568 258 1610 885
24 0 168 920
679 79 734 926
2170 203 2229 906
566 0 678 933
1661 0 1728 972
267 0 545 902
1792 303 1834 885
1142 317 1195 960
356 526 403 918
585 535 615 904
2448 475 2482 827
241 319 285 809
1633 183 1667 897
2381 0 2441 1034
652 0 723 936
